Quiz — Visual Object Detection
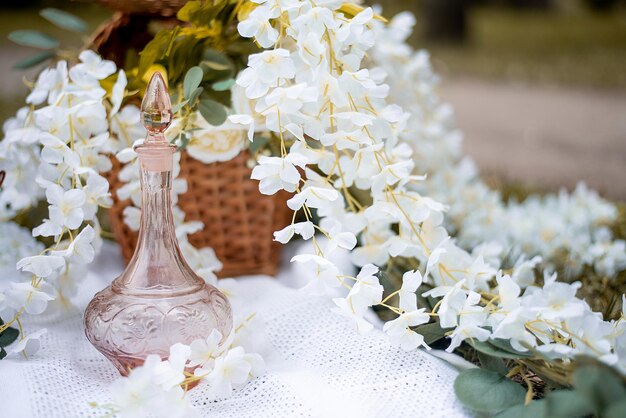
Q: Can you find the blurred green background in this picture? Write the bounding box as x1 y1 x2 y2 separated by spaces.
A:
1 0 625 198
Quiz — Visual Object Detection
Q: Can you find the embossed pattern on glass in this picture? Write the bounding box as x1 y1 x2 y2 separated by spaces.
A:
84 73 233 376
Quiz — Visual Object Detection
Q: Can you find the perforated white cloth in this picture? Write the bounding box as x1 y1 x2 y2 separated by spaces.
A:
0 243 472 418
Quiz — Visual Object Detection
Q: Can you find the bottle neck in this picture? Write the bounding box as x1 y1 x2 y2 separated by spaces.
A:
113 140 203 295
137 168 178 253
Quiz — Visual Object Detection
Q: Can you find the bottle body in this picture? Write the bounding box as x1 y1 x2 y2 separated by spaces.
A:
84 278 231 375
84 144 232 375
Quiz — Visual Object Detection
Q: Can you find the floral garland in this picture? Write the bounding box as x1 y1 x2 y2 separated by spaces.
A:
229 0 626 378
0 0 625 415
369 12 626 280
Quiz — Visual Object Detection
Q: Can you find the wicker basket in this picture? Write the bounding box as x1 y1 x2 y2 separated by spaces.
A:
108 152 292 278
94 13 292 277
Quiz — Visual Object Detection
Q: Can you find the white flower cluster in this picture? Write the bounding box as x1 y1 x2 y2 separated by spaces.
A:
0 51 143 355
100 312 264 418
369 12 626 279
233 0 626 374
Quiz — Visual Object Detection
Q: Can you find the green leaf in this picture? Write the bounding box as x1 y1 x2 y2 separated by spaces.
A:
8 30 59 49
572 363 626 411
187 87 204 105
198 99 227 126
494 400 547 418
183 66 204 100
0 347 6 360
605 399 626 418
0 326 19 347
138 30 171 77
414 322 447 345
470 340 531 359
544 390 596 418
177 0 221 23
454 368 526 413
13 50 55 70
40 8 87 33
478 352 508 375
249 136 269 152
201 49 233 74
212 78 236 92
171 100 189 114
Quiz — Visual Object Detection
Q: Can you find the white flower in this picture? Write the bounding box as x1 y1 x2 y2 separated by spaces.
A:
237 7 279 48
110 70 127 116
50 225 96 265
72 50 117 80
197 346 265 399
323 221 357 254
523 274 586 321
332 297 374 334
274 221 315 243
153 343 191 390
290 253 342 295
346 264 384 313
287 184 339 210
186 123 245 164
292 6 338 39
423 282 467 329
27 61 68 105
6 328 47 357
446 307 490 352
383 309 430 350
109 354 197 418
188 329 227 369
39 133 79 167
82 173 112 220
5 282 54 314
46 184 86 229
237 49 295 98
227 114 256 142
251 154 306 194
16 255 65 278
399 270 423 312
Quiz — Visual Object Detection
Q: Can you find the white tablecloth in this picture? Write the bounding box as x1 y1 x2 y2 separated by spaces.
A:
0 242 471 418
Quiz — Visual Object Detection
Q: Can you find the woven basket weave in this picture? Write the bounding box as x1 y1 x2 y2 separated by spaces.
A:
107 152 291 278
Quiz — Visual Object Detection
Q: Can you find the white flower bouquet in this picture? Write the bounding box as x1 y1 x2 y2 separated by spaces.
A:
1 1 625 416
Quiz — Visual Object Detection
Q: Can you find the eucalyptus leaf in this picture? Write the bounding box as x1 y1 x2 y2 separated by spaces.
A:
183 66 204 99
494 400 547 418
188 87 204 105
454 368 526 413
249 136 269 152
572 364 626 411
605 399 626 418
0 326 19 347
478 352 508 375
198 99 227 126
470 340 531 359
40 8 87 33
212 78 236 92
544 390 595 418
13 50 54 70
8 30 59 49
201 49 233 75
171 100 189 114
414 322 447 345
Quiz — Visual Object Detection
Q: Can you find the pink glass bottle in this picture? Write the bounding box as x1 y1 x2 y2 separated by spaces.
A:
84 72 233 375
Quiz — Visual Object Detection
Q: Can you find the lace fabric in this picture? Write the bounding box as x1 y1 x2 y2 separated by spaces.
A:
0 243 471 418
